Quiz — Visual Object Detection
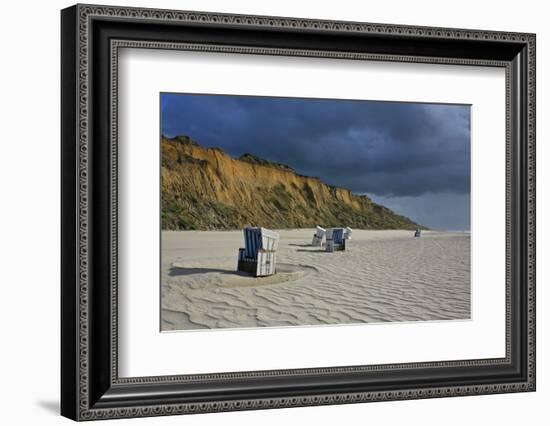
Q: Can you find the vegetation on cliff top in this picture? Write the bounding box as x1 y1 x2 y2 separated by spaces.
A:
238 153 295 172
161 135 421 231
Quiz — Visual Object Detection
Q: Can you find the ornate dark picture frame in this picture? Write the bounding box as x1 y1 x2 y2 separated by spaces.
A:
61 4 536 421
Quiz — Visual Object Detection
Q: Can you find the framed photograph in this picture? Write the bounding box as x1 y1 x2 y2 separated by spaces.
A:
61 4 536 421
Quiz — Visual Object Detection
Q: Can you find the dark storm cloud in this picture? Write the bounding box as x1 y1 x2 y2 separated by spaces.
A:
161 93 470 198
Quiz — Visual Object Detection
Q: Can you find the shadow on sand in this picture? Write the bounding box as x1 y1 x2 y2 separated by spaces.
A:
169 266 248 277
168 263 318 289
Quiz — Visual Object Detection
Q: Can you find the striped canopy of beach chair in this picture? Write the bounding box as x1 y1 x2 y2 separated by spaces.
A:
326 227 347 252
238 227 280 277
332 228 344 244
312 226 326 247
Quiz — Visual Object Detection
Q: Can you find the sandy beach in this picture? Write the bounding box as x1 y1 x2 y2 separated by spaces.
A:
161 229 470 331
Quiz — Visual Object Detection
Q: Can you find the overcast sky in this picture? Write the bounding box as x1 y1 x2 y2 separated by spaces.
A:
161 93 471 231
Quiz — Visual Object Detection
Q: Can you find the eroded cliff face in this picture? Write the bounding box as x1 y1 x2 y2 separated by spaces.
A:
161 135 419 231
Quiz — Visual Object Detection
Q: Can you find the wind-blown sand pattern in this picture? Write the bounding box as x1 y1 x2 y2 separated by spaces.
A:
161 230 470 331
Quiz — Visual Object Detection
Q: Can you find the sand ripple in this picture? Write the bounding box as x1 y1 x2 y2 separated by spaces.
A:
161 230 470 331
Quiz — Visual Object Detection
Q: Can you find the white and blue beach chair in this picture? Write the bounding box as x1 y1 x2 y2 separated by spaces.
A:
326 227 347 252
312 226 326 247
237 227 280 277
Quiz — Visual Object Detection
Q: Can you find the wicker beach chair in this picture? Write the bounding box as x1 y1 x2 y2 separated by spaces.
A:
237 227 280 277
414 228 421 238
326 227 346 252
312 226 326 247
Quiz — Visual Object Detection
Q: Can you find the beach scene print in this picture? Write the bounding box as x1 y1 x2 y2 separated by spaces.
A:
160 94 471 331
